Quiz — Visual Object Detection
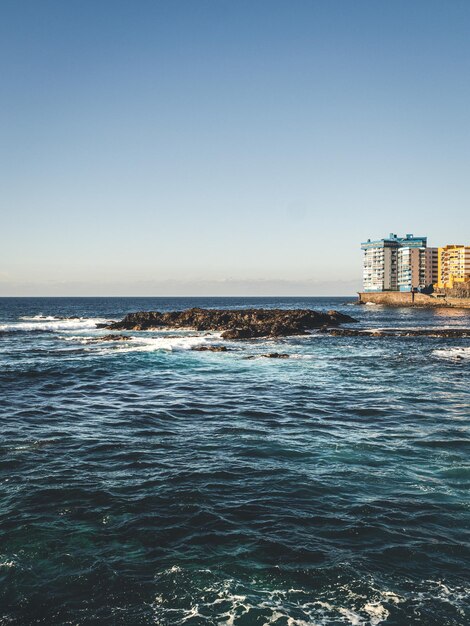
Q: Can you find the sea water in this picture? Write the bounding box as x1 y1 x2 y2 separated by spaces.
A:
0 297 469 625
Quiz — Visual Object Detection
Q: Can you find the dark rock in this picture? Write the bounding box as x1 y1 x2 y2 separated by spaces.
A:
103 308 357 340
94 334 132 342
245 353 290 360
191 345 229 352
221 328 257 340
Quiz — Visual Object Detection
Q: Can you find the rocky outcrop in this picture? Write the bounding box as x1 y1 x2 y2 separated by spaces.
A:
435 282 470 299
104 308 356 339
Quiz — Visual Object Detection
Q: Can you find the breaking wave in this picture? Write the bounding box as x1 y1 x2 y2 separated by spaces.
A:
433 347 470 360
94 333 225 354
60 331 227 355
19 314 62 321
0 317 108 333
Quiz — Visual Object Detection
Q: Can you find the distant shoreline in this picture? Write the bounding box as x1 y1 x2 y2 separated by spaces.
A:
0 295 357 299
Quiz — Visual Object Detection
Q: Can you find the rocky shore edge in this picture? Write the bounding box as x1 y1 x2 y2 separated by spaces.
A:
100 308 357 339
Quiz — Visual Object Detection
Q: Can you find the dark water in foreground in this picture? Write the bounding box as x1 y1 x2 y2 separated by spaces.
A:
1 297 469 625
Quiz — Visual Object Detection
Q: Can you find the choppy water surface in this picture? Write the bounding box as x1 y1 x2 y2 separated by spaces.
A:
0 297 469 625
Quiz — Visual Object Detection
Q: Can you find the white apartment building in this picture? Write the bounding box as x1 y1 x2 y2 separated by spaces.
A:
361 234 437 292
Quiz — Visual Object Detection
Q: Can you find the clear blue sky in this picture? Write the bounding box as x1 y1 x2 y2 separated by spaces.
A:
1 0 469 295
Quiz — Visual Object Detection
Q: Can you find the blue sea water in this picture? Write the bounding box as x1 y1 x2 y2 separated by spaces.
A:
0 296 469 626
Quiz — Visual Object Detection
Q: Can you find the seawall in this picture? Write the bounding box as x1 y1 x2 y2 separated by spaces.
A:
357 292 470 308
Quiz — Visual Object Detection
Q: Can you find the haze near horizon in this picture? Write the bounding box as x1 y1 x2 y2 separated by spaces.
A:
1 0 469 296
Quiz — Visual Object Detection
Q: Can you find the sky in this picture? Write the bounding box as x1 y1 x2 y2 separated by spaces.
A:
1 0 469 296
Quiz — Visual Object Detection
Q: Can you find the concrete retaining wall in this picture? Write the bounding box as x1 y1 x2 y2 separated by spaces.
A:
357 292 470 308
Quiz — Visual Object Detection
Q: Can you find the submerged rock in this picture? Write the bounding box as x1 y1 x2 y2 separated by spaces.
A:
245 352 291 360
94 334 132 342
191 345 230 352
104 308 356 339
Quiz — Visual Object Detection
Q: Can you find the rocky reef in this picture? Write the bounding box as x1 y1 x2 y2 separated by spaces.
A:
103 308 357 339
245 352 291 359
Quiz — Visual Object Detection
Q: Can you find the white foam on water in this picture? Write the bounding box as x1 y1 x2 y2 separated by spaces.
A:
62 335 101 344
433 347 470 360
19 315 59 321
422 580 470 607
0 553 19 570
337 607 363 624
1 318 108 333
94 333 224 355
151 567 402 626
363 602 389 625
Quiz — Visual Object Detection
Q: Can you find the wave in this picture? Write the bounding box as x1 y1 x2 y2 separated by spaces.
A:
0 318 108 333
60 331 226 355
150 566 404 625
19 315 61 321
94 333 225 355
150 567 470 625
433 347 470 360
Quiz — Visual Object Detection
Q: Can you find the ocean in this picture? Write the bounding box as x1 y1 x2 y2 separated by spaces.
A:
0 297 469 625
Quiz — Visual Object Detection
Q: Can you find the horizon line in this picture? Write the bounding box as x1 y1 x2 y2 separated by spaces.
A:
0 293 358 298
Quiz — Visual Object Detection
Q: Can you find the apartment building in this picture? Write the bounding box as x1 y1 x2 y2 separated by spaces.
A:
397 247 438 292
437 245 470 288
361 233 436 292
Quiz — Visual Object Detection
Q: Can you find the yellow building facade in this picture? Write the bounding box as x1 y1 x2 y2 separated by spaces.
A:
437 245 470 288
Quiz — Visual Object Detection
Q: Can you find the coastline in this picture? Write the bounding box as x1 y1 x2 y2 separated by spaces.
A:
357 291 470 308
